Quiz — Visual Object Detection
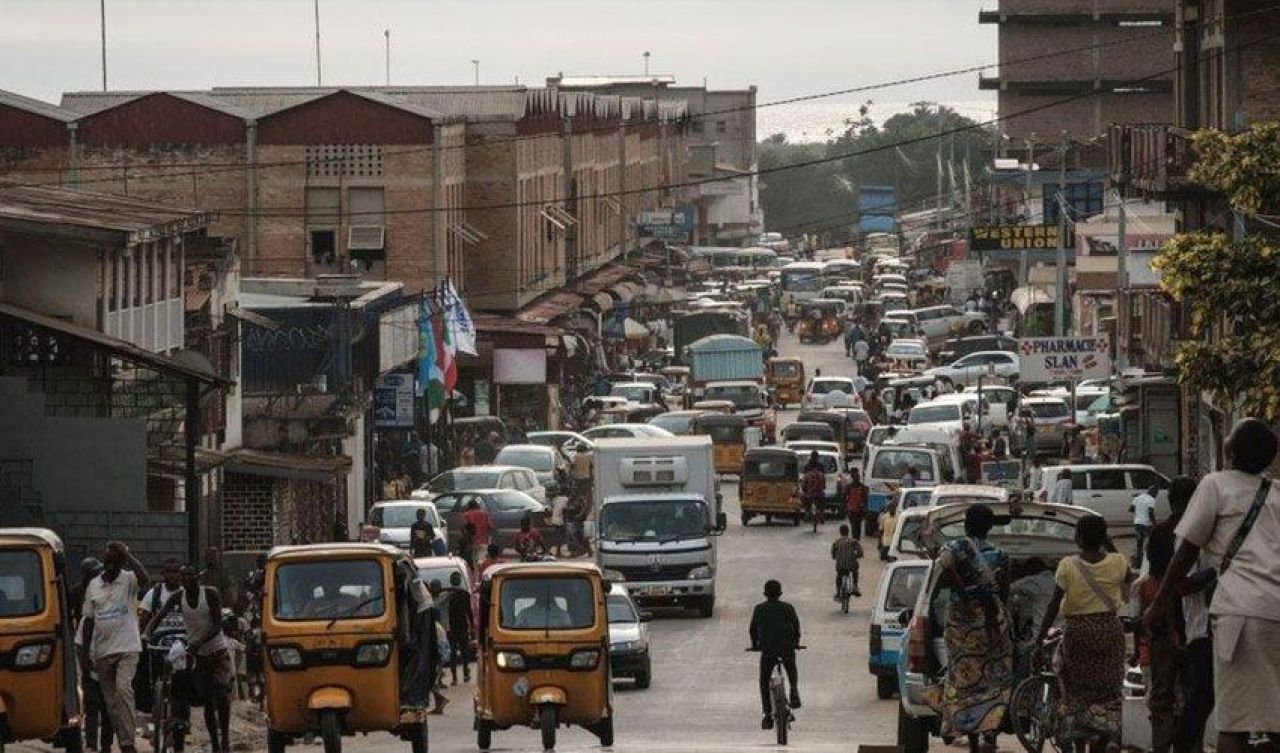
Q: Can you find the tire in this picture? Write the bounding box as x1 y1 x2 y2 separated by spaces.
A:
774 694 789 746
696 597 715 618
876 674 897 700
320 710 342 753
597 716 614 747
968 320 986 334
61 726 84 753
267 729 288 753
151 677 169 753
1011 675 1061 753
635 659 652 689
407 721 428 753
540 705 557 751
792 515 802 526
476 721 491 751
741 511 752 527
897 703 929 753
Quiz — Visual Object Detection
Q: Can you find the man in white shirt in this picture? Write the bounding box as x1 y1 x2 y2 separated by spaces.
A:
81 541 151 753
1132 485 1158 567
1145 419 1280 753
1049 469 1074 504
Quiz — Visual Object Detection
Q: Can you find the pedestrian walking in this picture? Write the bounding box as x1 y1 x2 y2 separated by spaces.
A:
1048 468 1073 504
424 580 451 715
549 489 569 557
457 521 476 570
878 500 898 560
844 469 868 538
81 541 151 753
1146 418 1280 753
74 558 114 753
445 572 473 685
1131 483 1158 568
1137 521 1179 753
935 505 1012 753
409 508 437 558
1037 514 1134 751
462 499 493 564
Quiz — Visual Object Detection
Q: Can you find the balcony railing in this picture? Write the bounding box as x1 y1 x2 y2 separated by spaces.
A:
1108 123 1194 195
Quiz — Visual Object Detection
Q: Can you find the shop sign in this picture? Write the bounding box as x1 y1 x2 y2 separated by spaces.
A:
1018 336 1112 382
970 224 1064 251
373 373 416 428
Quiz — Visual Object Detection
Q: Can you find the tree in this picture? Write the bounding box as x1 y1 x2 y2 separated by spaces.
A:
758 133 854 244
1152 123 1280 419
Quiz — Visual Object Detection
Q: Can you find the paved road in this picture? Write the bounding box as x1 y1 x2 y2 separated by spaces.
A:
348 330 899 752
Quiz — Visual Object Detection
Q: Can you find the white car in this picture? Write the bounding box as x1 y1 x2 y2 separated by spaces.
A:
610 381 661 406
905 398 975 434
796 449 847 513
494 444 569 493
926 351 1020 388
927 484 1010 508
909 304 989 346
882 339 930 371
363 500 447 550
1033 463 1171 529
581 423 675 441
1020 396 1073 455
784 440 843 457
526 430 594 458
416 465 547 504
803 376 861 412
876 291 909 312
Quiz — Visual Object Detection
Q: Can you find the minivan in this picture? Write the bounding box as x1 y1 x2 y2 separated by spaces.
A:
863 444 943 521
869 560 930 699
1034 463 1171 529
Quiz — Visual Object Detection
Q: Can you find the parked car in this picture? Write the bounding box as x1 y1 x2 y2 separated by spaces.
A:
494 444 569 495
363 500 447 550
881 339 930 372
925 351 1019 388
803 376 861 412
607 583 653 689
418 464 547 505
869 560 930 699
908 304 989 347
581 423 676 441
936 335 1018 365
425 488 546 552
647 410 704 436
1020 395 1073 455
896 502 1095 753
1033 463 1171 528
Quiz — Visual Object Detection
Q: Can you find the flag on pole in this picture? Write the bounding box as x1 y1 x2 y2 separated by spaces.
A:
444 279 477 355
416 297 438 404
435 285 457 395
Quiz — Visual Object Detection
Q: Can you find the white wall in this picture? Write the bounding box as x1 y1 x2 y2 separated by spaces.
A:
0 237 100 329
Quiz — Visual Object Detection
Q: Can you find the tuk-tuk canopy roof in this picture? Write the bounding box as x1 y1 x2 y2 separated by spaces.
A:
483 560 604 581
744 447 801 464
0 527 65 552
694 413 748 427
267 542 405 561
767 356 804 365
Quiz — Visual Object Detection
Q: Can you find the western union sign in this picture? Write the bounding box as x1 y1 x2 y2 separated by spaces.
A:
970 224 1063 251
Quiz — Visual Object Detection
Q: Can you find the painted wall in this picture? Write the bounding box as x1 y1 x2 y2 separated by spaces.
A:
0 238 100 329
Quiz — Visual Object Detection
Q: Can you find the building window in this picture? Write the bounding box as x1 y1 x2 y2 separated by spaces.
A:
306 144 383 178
716 120 728 134
306 187 341 264
347 187 386 268
310 229 337 265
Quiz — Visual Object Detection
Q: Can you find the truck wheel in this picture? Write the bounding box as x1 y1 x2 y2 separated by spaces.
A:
741 511 752 526
897 703 929 753
696 597 715 618
635 664 652 689
540 706 557 751
877 674 897 699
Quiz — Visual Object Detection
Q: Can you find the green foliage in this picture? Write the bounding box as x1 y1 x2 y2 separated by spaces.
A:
1157 122 1280 418
758 134 855 242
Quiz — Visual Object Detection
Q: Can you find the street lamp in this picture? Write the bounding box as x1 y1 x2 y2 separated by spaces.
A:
471 59 479 86
643 51 651 76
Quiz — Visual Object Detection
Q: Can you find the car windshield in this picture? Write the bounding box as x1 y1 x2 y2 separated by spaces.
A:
901 489 934 509
650 414 695 434
810 380 854 395
871 450 936 481
496 448 553 472
933 516 1081 557
887 343 926 356
611 385 652 403
417 566 464 590
785 424 835 442
429 469 500 491
274 559 384 621
770 361 801 377
607 594 638 624
908 405 961 424
885 567 927 611
499 577 596 630
801 455 839 474
371 505 439 528
0 550 45 617
934 494 1003 507
600 499 710 542
703 424 744 442
745 457 796 480
705 385 762 409
1030 402 1070 418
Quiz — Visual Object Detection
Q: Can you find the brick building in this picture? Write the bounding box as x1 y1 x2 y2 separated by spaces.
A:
980 0 1176 166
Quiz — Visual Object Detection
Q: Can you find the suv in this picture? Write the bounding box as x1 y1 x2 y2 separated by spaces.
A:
1033 463 1171 528
896 502 1094 753
909 305 989 349
936 335 1018 365
417 464 547 504
1019 396 1073 456
925 351 1019 388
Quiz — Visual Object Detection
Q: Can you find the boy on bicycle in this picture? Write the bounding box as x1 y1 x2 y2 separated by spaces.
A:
831 524 864 599
801 452 826 525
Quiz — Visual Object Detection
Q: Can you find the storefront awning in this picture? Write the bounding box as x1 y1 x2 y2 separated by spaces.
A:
588 291 615 311
609 280 642 304
516 291 585 324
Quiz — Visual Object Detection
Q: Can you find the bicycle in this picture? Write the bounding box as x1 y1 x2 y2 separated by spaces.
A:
147 637 189 753
748 646 805 746
836 570 857 614
805 499 824 533
1010 632 1065 753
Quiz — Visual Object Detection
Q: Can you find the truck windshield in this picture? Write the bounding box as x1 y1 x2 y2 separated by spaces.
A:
611 385 652 403
704 385 761 409
600 500 709 542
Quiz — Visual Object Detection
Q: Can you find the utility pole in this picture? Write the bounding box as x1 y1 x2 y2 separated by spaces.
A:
1116 188 1129 372
1019 136 1035 286
1055 131 1069 336
384 29 390 86
471 59 480 86
313 0 322 86
935 109 944 218
100 0 107 90
643 51 651 76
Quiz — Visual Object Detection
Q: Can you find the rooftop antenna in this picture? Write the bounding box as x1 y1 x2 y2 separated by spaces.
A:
471 59 480 86
643 51 650 76
99 0 107 90
384 29 390 85
314 0 322 86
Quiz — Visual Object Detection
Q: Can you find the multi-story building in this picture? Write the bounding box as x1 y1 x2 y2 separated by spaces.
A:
548 75 759 244
980 0 1176 167
1107 0 1280 472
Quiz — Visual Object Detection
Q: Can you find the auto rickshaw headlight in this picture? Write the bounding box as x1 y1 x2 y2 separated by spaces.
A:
495 650 526 670
13 641 54 669
353 641 393 667
569 649 600 669
268 646 304 670
687 565 713 580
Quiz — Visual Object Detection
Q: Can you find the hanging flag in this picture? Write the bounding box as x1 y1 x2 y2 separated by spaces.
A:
444 279 478 355
416 297 438 403
436 285 458 395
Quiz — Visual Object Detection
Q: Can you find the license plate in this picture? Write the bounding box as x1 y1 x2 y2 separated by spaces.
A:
639 586 669 597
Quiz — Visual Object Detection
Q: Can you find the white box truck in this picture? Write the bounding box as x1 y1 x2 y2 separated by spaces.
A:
592 436 726 617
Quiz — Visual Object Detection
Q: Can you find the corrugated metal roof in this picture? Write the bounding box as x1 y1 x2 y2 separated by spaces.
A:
62 90 158 115
0 183 214 242
555 75 677 88
0 89 79 122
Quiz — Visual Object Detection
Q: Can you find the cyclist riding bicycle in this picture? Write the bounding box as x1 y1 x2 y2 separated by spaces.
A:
801 452 826 525
749 579 802 730
830 524 864 600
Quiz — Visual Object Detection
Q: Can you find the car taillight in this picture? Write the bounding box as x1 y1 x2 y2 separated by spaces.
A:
359 525 381 542
869 624 883 655
906 616 929 673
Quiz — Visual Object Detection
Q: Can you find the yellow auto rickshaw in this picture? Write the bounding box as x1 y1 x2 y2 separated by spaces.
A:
694 413 748 476
795 299 845 344
0 528 81 753
474 562 613 751
261 543 435 753
739 448 802 526
765 357 805 408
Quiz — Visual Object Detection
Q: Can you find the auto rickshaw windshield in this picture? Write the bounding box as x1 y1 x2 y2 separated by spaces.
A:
499 577 596 630
744 458 795 480
600 499 709 542
704 423 744 442
0 549 45 617
274 559 385 621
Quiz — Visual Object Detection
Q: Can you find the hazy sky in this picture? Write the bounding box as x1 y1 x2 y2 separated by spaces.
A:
1 0 995 109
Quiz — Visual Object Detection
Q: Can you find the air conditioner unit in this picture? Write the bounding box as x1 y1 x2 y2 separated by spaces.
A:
620 456 688 487
348 225 385 251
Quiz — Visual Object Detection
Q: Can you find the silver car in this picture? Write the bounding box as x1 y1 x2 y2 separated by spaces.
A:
1021 396 1073 456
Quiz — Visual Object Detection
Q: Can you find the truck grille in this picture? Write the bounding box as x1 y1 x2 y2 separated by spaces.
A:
614 564 695 582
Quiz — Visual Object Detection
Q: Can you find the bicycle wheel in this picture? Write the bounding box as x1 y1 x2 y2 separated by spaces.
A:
151 675 170 753
773 686 789 746
1011 674 1062 753
840 574 851 614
